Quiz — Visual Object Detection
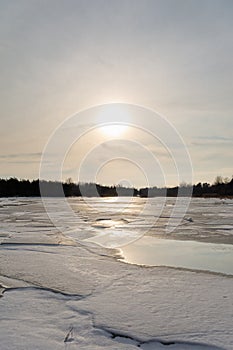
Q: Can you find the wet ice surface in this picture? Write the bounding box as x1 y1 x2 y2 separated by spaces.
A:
0 197 233 349
1 197 232 247
121 237 233 275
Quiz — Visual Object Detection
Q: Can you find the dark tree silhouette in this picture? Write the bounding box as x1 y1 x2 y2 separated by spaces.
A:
0 176 233 198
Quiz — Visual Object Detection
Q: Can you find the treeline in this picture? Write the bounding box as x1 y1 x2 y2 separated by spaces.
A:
192 177 233 198
140 176 233 198
0 176 233 198
0 178 138 198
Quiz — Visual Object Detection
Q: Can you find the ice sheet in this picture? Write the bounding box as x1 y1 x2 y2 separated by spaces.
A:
0 198 233 349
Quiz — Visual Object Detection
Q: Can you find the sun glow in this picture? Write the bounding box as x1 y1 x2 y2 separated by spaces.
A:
100 124 128 138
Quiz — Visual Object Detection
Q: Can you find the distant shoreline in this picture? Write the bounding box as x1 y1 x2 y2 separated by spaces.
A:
0 177 233 198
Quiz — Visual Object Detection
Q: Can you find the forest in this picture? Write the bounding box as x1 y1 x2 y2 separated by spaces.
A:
0 176 233 198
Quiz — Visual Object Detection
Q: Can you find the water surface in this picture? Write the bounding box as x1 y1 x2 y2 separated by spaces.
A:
120 236 233 275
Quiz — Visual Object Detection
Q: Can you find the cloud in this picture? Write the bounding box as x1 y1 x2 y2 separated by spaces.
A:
0 152 42 159
190 136 233 147
0 152 42 165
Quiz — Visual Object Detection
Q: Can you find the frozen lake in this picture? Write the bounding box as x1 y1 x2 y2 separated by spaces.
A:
0 197 233 275
0 197 233 349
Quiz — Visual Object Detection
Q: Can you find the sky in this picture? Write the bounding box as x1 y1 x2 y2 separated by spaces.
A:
0 0 233 188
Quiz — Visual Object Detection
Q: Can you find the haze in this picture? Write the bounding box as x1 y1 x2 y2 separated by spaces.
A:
0 0 233 187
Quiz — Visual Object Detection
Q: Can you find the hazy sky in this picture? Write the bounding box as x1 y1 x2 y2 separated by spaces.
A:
0 0 233 187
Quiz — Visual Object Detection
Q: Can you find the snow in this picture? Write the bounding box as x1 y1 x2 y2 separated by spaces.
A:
1 287 224 350
0 198 233 349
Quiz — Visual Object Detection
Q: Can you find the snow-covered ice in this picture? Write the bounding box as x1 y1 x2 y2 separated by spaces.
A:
0 198 233 349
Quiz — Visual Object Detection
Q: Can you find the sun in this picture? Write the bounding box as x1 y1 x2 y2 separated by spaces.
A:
100 124 127 138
